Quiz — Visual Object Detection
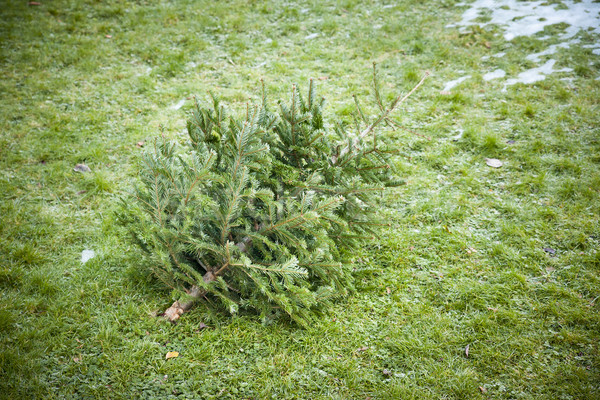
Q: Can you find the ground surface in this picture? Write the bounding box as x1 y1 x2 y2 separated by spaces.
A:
1 0 599 399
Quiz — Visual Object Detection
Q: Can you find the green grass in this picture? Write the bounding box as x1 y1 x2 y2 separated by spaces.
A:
1 0 599 398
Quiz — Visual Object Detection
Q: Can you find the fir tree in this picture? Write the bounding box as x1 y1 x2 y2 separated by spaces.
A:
122 66 428 325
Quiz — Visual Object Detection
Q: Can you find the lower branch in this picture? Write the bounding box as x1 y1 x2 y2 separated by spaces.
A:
163 233 257 322
163 271 216 322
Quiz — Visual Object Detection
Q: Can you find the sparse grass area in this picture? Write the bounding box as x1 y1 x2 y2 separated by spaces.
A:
1 0 599 398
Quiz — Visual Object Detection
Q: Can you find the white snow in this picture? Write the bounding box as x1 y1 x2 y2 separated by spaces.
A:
449 0 600 88
171 99 186 110
483 69 506 81
526 39 579 62
452 0 600 41
442 75 471 92
81 250 95 264
502 59 573 91
582 43 600 55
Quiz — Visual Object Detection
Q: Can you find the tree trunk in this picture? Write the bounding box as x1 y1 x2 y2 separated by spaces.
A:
163 271 216 322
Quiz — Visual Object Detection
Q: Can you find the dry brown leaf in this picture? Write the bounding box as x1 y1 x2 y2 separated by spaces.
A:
165 351 179 360
479 386 487 393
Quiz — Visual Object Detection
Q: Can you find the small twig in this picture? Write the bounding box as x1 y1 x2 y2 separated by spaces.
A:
332 71 429 164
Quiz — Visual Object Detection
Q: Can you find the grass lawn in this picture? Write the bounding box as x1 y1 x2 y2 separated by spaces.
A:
1 0 599 398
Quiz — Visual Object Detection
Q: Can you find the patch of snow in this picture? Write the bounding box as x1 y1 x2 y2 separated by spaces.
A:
502 59 573 91
171 99 186 110
582 43 600 55
526 44 560 63
453 0 600 41
451 128 464 141
442 75 471 92
483 69 506 81
526 39 579 62
81 250 95 264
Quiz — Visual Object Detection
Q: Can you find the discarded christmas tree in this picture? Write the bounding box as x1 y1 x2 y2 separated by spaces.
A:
123 67 428 325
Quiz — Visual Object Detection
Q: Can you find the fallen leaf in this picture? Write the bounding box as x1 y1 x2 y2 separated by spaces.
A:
487 307 498 312
74 163 91 173
73 356 81 362
543 247 556 255
136 141 145 148
165 351 179 360
465 344 470 358
440 90 451 95
318 76 329 80
357 346 369 352
382 369 391 376
485 158 503 168
105 34 112 39
28 1 41 5
198 322 208 330
483 41 491 49
479 386 487 393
